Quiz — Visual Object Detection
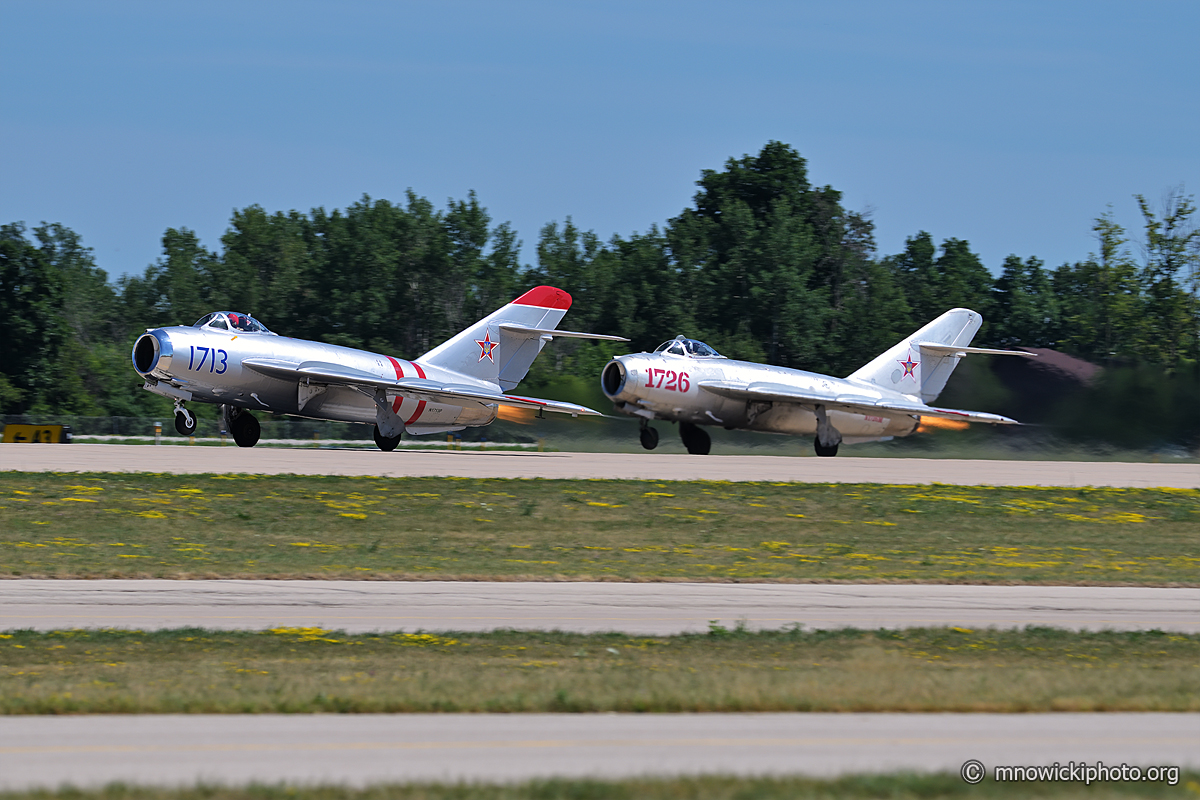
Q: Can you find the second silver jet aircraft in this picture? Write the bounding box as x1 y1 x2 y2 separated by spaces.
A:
601 308 1034 456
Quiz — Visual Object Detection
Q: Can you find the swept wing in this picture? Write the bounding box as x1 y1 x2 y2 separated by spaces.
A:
696 380 1019 425
242 358 601 417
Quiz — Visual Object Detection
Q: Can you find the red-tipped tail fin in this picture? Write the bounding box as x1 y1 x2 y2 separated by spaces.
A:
512 286 572 310
418 285 573 388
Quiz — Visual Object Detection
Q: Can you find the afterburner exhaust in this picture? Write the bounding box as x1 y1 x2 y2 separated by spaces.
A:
916 416 971 433
497 406 535 424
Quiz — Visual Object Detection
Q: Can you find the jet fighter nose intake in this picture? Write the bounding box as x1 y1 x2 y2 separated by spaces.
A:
132 334 158 375
601 360 627 399
131 330 173 377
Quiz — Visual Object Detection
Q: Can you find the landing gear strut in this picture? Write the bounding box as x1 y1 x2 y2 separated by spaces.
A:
222 405 260 448
639 420 659 450
813 404 841 457
373 425 402 452
173 404 197 436
679 421 711 455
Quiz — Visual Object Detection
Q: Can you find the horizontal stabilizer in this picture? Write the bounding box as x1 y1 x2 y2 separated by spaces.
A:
498 324 629 342
914 342 1038 358
499 394 602 417
697 380 1020 426
921 406 1020 425
242 358 603 417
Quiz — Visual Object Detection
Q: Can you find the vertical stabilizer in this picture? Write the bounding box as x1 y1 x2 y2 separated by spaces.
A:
846 308 982 402
418 286 572 388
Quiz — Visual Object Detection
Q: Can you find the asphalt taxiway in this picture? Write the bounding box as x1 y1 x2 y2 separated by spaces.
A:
4 580 1198 633
3 443 1198 486
2 713 1196 789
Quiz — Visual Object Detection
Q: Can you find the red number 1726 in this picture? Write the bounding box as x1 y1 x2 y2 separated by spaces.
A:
647 369 690 392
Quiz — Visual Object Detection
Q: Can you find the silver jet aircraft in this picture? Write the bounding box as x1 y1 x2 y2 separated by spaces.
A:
600 308 1033 456
132 286 626 449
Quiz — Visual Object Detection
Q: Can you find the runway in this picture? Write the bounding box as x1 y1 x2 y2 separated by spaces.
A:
1 713 1195 789
3 443 1198 486
4 580 1198 633
4 448 1196 790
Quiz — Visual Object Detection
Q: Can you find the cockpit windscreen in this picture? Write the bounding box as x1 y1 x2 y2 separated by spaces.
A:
654 338 722 357
193 312 271 333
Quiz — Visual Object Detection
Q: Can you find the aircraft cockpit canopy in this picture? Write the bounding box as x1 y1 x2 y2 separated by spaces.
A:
193 312 272 334
654 336 723 358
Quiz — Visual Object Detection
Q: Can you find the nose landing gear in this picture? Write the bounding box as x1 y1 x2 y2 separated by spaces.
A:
173 404 197 436
639 420 659 450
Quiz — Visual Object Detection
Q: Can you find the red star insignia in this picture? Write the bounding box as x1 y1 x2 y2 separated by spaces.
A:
898 352 919 380
476 332 498 362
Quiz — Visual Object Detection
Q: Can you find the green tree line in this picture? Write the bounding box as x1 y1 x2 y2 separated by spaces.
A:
2 142 1197 444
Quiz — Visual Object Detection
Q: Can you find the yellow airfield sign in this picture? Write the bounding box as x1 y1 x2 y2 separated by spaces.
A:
2 424 72 444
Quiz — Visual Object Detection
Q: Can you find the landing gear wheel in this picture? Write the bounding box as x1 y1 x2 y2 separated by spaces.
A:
174 407 197 436
373 425 402 452
814 439 839 457
679 422 711 455
639 426 659 450
230 411 260 448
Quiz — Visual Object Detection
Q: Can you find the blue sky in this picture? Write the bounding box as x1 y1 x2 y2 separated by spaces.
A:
3 1 1197 281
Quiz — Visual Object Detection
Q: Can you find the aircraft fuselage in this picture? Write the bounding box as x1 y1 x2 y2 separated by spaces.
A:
134 325 497 430
602 351 918 442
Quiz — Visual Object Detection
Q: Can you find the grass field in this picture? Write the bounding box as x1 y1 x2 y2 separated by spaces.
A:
1 474 1197 584
4 774 1199 800
2 626 1197 714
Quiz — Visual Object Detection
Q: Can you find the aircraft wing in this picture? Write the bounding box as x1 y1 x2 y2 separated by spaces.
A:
696 380 1020 425
242 358 602 417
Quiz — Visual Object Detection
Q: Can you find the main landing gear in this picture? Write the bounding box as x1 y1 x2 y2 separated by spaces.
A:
813 438 839 457
639 420 712 455
812 404 841 457
639 420 659 450
173 404 197 436
222 405 261 448
373 425 402 452
679 421 711 455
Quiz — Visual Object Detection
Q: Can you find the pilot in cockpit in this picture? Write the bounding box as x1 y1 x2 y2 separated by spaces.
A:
654 336 723 358
192 312 270 334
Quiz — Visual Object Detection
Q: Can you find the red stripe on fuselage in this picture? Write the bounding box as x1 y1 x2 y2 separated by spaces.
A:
386 357 405 414
406 362 428 424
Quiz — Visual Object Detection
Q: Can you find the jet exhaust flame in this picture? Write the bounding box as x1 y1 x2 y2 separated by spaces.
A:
917 416 970 433
497 406 535 424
